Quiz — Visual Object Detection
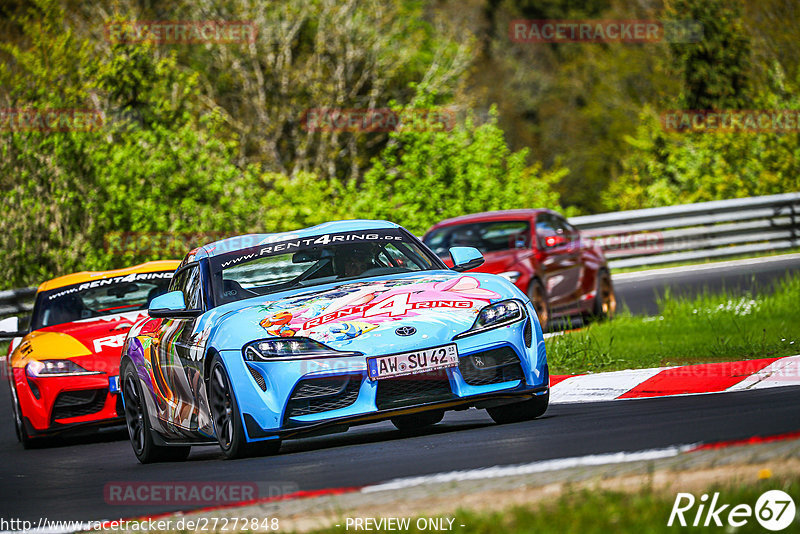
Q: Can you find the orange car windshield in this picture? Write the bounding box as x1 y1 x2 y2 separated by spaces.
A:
30 272 173 329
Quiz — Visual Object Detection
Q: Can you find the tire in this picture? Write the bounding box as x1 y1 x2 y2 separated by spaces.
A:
585 269 616 323
208 356 281 460
528 279 550 332
486 393 549 424
10 384 35 449
121 361 191 463
391 410 444 432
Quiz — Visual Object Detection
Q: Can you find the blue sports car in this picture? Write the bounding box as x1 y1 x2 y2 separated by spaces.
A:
121 220 549 462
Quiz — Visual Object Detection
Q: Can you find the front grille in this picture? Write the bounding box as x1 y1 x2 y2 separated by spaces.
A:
459 347 524 386
52 388 106 421
285 375 362 418
247 364 267 391
375 369 454 410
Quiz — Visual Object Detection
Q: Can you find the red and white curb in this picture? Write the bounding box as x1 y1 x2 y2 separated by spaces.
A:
550 355 800 404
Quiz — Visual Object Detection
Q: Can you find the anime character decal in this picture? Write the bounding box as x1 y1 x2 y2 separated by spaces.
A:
256 275 501 344
260 311 297 337
125 315 214 436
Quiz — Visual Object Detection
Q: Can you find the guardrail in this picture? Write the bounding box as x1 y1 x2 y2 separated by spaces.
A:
0 287 36 319
1 193 799 320
569 192 800 269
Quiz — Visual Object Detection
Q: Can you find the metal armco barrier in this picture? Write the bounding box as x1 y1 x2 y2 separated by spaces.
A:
0 287 36 318
1 193 799 318
569 192 800 269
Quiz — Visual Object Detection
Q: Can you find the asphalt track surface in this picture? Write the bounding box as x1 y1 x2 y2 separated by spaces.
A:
1 256 799 523
1 384 800 522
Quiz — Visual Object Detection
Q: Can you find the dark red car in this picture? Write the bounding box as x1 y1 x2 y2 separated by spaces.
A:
423 209 616 330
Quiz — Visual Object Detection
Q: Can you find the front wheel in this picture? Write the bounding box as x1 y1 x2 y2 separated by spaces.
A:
122 361 191 463
208 357 281 460
528 279 550 332
486 393 549 424
10 384 35 449
585 269 616 323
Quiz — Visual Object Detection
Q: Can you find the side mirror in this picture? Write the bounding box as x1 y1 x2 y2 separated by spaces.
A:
148 291 202 319
543 235 569 248
0 316 26 339
450 246 485 272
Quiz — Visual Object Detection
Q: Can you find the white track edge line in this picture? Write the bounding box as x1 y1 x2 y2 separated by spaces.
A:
612 253 800 281
361 445 694 493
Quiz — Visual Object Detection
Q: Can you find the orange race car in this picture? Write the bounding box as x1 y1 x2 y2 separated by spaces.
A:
1 261 179 447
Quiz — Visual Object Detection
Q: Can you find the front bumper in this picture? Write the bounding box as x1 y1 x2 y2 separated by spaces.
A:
221 302 548 442
248 382 549 440
13 368 124 438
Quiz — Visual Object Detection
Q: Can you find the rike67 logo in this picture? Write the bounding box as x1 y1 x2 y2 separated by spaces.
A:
668 490 796 530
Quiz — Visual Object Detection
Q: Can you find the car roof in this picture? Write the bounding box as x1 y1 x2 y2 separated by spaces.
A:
195 220 402 259
426 209 556 230
37 260 181 293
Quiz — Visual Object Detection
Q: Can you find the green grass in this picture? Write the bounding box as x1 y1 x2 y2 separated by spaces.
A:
546 273 800 375
307 476 800 534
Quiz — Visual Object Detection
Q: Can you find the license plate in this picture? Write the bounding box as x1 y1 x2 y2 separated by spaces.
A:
367 344 458 381
109 375 120 394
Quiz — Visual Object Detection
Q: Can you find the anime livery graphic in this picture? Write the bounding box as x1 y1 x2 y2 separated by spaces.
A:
121 221 549 462
1 261 179 447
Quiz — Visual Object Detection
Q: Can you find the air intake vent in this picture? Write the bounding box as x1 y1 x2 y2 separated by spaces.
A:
459 347 524 386
285 375 362 418
52 389 106 421
247 364 267 391
375 370 454 410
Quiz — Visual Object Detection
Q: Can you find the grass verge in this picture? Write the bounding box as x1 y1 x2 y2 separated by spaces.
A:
306 475 800 534
546 273 800 375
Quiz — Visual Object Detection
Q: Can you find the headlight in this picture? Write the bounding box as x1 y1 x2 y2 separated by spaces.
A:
243 337 362 362
455 299 526 339
498 271 522 283
25 359 100 377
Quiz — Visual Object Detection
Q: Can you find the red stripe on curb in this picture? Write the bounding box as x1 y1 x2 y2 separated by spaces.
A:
550 375 574 387
689 430 800 452
97 486 363 529
617 357 780 399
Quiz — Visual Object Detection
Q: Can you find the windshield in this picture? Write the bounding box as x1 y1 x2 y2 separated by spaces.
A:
211 228 444 305
31 271 174 330
423 220 531 256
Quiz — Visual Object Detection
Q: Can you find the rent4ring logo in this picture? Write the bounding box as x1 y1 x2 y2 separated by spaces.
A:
668 490 796 531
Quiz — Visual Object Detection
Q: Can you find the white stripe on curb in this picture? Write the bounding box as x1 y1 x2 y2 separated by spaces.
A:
726 355 800 391
550 367 668 404
362 445 693 493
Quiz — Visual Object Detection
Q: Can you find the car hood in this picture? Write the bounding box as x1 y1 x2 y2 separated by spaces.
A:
10 311 147 373
209 271 521 355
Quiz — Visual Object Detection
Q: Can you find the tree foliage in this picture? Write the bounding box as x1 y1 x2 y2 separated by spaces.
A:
0 0 798 289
